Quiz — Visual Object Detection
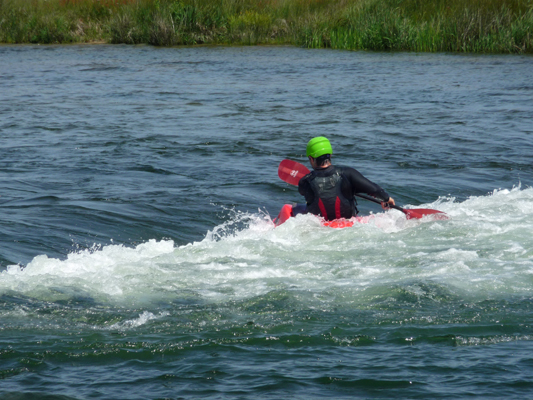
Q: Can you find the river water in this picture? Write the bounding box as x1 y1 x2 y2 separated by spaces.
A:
1 44 533 399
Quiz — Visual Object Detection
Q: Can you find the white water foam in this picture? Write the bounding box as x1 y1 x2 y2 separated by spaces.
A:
107 311 170 330
2 187 533 305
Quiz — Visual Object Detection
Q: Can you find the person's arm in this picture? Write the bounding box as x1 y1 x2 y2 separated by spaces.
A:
344 167 393 208
298 174 314 205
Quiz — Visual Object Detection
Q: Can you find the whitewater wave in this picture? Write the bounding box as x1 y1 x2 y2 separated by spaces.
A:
1 187 532 306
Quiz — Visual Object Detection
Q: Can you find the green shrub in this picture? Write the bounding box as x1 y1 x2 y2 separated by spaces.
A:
0 0 531 52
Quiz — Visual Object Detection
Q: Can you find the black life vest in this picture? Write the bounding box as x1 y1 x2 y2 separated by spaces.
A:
306 169 355 220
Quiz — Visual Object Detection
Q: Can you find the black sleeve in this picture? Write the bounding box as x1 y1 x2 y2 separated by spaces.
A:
342 167 390 202
298 173 314 205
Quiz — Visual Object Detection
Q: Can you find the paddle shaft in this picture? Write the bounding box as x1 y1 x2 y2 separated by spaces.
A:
355 193 404 212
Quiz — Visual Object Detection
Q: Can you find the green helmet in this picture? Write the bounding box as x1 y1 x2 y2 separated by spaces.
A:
306 136 332 158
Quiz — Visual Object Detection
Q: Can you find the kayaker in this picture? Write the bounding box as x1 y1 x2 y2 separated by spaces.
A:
297 136 395 220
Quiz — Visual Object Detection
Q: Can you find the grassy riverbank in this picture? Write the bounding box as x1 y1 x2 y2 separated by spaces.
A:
1 0 532 53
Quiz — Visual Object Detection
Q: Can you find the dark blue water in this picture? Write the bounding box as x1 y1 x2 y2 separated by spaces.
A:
1 44 533 399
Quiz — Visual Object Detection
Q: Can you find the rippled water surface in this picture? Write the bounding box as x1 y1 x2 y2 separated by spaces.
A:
1 44 533 399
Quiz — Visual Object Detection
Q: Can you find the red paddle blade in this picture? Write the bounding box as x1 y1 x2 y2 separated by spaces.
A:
278 159 310 186
403 208 448 220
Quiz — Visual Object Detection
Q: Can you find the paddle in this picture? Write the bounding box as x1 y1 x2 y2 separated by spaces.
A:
353 193 448 220
278 159 448 220
278 159 310 185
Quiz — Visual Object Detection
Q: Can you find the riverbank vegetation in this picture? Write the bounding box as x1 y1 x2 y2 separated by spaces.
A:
0 0 532 53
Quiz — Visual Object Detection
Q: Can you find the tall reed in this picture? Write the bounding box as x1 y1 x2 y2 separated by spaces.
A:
324 0 533 52
0 0 531 53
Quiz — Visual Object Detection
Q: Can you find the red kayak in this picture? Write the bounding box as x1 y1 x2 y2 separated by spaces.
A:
274 204 374 228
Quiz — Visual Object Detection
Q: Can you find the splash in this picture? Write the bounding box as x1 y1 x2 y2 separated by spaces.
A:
107 311 170 330
2 187 533 307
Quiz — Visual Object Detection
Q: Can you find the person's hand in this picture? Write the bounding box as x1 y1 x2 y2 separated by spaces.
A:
381 197 395 210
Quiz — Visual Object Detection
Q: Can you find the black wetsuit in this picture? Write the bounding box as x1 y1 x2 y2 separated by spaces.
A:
298 165 390 220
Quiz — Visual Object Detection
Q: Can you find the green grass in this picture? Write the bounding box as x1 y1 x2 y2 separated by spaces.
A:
0 0 532 53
